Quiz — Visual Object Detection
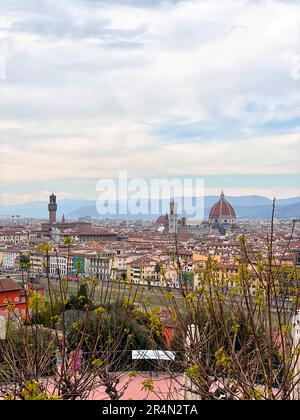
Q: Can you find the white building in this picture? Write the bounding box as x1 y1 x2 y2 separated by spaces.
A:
2 249 20 269
49 255 73 277
85 250 115 280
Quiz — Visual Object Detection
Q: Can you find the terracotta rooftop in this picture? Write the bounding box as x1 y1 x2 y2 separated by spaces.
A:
156 215 168 225
0 277 21 292
209 191 236 219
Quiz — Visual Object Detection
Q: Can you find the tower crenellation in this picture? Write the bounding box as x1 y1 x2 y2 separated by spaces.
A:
48 193 57 224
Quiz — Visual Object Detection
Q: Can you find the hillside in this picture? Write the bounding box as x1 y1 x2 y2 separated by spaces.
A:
1 196 299 220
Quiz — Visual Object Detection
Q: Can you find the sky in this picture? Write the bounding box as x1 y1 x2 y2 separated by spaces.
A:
0 0 300 204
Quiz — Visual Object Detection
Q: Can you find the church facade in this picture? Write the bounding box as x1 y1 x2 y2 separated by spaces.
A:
156 191 238 236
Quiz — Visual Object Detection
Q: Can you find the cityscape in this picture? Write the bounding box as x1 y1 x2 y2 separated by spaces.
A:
0 0 300 405
0 191 300 401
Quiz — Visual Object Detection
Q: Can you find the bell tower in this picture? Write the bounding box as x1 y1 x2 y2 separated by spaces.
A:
169 200 178 234
48 193 57 224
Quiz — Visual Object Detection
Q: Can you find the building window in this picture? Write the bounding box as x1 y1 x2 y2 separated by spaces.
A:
14 297 20 303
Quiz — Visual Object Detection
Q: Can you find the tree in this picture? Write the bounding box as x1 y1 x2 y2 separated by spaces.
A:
65 284 90 311
149 201 300 400
1 202 299 400
0 239 146 400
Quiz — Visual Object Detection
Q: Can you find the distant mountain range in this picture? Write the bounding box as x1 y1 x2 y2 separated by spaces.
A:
0 195 300 220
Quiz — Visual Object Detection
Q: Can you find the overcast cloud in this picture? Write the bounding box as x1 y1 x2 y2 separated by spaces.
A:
0 0 300 203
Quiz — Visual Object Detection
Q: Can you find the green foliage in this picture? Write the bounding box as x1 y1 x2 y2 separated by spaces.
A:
17 380 60 400
91 359 104 370
141 378 154 393
215 347 232 370
185 364 201 380
62 236 75 247
65 284 90 311
246 387 264 400
29 291 46 315
66 302 151 369
32 292 62 328
19 254 31 270
149 307 163 338
94 306 107 318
